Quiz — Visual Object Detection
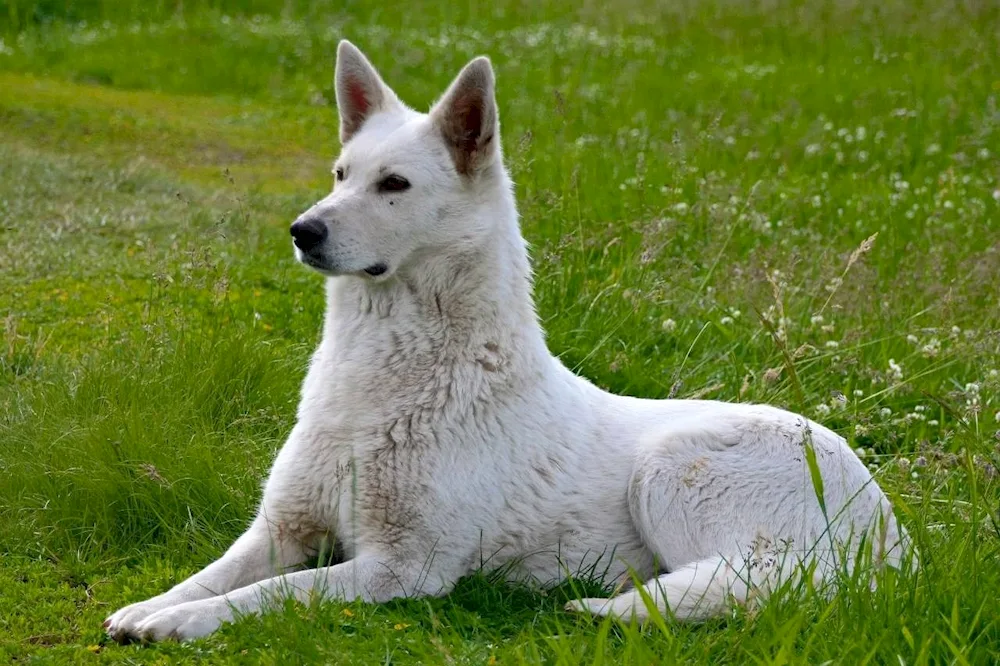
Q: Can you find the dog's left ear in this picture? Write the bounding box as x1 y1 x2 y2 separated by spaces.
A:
430 57 499 177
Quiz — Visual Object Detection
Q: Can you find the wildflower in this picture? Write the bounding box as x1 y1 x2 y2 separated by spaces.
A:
880 407 892 418
853 389 864 397
720 316 734 325
825 340 839 349
810 314 824 325
855 447 867 459
815 403 831 416
661 318 677 332
888 359 903 381
906 334 918 343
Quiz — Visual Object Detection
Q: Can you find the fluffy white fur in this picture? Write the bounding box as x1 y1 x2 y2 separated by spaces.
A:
105 41 909 643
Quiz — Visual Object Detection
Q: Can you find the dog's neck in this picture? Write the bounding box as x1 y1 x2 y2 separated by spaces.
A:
320 184 550 379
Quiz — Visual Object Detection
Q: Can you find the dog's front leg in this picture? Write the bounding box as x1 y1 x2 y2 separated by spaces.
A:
105 514 312 643
130 553 445 642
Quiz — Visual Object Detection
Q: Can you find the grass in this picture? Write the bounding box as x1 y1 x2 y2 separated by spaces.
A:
1 0 999 662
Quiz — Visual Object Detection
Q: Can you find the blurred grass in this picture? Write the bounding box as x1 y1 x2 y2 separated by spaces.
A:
1 0 999 663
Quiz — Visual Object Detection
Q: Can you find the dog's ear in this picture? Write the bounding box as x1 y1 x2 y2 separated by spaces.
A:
430 57 499 177
335 40 401 144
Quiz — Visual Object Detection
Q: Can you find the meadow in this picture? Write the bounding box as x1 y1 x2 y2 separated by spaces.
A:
1 0 998 662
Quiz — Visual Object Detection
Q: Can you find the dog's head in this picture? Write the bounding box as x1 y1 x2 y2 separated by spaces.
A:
291 41 503 281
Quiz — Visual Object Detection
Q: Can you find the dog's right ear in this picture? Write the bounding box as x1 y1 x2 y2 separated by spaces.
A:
335 41 401 144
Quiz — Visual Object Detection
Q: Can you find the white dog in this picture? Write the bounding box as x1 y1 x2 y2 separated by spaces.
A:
105 41 908 643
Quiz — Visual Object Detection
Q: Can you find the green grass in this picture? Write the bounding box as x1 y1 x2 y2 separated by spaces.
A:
2 0 999 662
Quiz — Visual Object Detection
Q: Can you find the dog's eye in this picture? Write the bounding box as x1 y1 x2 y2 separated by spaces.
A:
378 175 411 193
335 167 345 182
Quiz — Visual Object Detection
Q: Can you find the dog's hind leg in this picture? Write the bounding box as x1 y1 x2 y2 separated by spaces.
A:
568 405 897 622
566 550 828 622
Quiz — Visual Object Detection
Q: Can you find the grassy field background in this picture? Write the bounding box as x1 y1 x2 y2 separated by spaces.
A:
1 0 999 663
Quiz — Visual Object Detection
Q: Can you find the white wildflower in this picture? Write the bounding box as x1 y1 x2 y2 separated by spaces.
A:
888 358 903 381
853 389 864 397
720 316 734 325
810 314 824 325
815 403 831 416
661 318 677 332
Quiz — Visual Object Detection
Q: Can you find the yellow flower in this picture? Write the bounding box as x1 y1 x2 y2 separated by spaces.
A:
342 607 354 617
393 622 410 631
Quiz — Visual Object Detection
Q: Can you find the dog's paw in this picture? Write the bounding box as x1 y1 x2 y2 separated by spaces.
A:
104 596 180 644
564 598 611 616
130 598 232 642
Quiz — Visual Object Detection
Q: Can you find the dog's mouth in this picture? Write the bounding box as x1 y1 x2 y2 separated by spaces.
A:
296 250 391 280
298 252 334 272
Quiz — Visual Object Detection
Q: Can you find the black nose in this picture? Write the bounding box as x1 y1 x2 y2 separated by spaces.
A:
290 218 328 252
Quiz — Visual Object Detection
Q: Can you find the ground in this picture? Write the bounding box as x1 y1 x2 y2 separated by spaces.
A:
1 0 999 663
